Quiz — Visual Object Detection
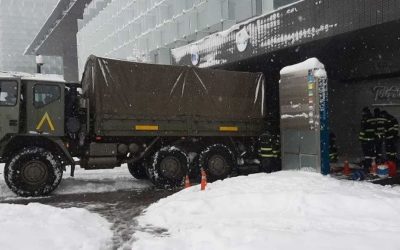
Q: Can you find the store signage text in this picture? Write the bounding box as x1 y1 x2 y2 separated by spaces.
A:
373 86 400 101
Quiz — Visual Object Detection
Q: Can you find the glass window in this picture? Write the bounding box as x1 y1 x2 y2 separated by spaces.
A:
0 81 18 106
273 0 297 9
34 84 61 108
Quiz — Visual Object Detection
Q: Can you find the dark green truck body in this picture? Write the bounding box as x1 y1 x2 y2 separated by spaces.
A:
82 56 265 137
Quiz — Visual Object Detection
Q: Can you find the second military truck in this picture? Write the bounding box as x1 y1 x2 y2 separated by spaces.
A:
0 55 265 196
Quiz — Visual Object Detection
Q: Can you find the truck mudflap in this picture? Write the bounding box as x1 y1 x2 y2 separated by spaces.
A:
50 138 76 176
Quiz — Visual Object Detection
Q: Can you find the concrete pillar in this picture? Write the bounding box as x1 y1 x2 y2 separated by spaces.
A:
63 50 79 82
62 21 79 82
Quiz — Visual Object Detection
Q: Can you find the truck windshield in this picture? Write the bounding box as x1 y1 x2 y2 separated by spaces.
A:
0 80 18 106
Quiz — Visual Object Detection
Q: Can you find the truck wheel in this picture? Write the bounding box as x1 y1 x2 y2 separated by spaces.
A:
199 144 235 182
149 146 188 189
127 160 148 179
4 147 63 197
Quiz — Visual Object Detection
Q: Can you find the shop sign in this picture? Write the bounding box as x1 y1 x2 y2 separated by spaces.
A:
373 86 400 101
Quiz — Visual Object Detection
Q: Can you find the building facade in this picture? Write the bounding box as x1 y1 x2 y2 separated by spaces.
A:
171 0 400 159
0 0 62 74
28 0 400 160
76 0 298 74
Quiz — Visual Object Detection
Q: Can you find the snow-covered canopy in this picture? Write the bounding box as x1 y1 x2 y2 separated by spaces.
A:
0 71 65 82
280 57 325 75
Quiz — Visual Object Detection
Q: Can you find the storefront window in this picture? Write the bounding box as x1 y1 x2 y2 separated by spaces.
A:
274 0 298 9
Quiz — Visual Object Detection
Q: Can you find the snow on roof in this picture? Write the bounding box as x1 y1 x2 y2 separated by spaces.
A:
0 71 65 82
280 57 325 75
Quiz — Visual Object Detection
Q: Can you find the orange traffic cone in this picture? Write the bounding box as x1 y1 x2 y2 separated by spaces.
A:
370 159 377 175
184 174 191 188
200 168 207 191
343 160 351 176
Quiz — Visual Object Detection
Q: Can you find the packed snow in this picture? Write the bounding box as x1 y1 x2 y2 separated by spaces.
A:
280 57 325 75
0 71 65 82
0 203 112 250
133 171 400 250
281 112 309 119
0 164 152 199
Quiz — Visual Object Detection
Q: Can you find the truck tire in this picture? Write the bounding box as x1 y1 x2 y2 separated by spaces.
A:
127 160 148 180
4 147 63 197
199 144 235 182
149 146 188 189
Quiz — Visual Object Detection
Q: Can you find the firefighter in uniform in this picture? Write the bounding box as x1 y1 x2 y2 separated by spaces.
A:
374 108 388 162
259 131 277 173
272 134 281 172
382 111 399 162
359 107 376 170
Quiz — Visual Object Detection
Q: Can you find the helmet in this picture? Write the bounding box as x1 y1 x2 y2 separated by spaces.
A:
362 107 370 114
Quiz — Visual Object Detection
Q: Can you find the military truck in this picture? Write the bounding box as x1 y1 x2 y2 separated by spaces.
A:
0 56 265 197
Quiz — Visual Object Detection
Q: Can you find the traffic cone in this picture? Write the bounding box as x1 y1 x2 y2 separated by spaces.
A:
184 174 191 188
370 159 377 175
200 168 207 191
343 160 351 176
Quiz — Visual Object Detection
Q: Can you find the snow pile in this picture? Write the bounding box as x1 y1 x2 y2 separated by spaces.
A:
0 164 151 199
133 171 400 250
280 57 325 75
0 203 112 250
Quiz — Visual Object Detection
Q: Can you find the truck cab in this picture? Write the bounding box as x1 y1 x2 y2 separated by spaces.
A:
0 72 74 197
0 72 66 141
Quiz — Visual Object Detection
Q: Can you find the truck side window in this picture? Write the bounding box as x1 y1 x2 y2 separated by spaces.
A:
0 80 18 106
34 84 60 108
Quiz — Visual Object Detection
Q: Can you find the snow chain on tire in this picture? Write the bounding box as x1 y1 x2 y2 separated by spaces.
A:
4 147 63 197
149 146 189 189
198 144 235 182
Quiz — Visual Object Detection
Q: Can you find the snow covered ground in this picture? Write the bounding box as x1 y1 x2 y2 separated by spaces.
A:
2 162 400 250
0 164 152 199
133 171 400 250
0 203 112 250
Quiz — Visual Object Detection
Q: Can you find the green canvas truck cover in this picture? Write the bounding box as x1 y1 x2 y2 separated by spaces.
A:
81 55 265 136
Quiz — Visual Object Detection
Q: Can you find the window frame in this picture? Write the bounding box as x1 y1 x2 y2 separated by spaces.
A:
0 80 18 107
33 83 61 109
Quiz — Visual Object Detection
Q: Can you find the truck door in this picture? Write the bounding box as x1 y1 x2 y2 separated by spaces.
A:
26 81 64 136
0 79 20 140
